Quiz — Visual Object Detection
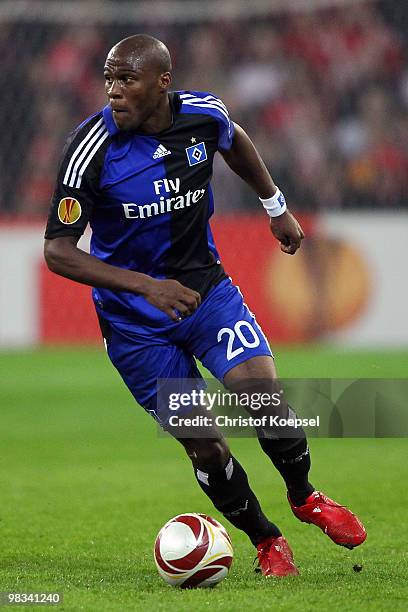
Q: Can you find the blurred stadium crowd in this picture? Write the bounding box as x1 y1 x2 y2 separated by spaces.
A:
1 0 408 215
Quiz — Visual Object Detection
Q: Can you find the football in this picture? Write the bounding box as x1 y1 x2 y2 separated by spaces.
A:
154 513 233 588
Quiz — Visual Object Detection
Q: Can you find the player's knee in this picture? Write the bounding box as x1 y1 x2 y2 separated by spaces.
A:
223 356 278 390
183 438 230 471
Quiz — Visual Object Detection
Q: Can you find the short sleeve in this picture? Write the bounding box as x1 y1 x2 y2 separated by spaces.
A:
210 95 234 151
178 91 235 151
45 113 109 240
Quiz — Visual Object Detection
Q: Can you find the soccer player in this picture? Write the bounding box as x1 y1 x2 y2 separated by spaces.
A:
44 34 366 577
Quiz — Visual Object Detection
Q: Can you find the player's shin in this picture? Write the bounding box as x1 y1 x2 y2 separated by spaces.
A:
194 455 281 546
257 410 315 507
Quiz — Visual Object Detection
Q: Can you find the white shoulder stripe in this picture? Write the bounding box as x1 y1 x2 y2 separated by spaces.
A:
64 125 108 188
179 94 229 114
181 100 230 123
73 130 109 188
63 117 104 186
183 97 229 116
179 93 228 114
202 95 228 114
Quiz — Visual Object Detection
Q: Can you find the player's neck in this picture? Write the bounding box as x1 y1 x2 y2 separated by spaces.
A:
138 94 172 135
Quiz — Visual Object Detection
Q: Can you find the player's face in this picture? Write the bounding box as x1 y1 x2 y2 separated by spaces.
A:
104 51 169 132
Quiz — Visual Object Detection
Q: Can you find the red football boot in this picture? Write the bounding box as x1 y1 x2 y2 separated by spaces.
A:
256 536 299 577
288 490 367 549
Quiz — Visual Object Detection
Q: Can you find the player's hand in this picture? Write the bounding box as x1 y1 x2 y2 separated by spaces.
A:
141 278 201 321
269 210 304 254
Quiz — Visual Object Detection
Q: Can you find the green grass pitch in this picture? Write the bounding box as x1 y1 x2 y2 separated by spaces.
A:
1 347 407 611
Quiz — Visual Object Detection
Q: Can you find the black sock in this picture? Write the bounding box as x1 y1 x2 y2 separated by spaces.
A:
194 455 281 546
258 436 314 507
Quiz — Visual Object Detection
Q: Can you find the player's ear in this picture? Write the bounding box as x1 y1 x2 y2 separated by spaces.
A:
159 72 172 91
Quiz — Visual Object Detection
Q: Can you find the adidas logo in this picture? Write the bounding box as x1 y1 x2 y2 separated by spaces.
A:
153 144 171 159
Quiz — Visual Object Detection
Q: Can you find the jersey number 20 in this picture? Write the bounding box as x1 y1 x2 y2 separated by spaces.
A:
217 320 260 361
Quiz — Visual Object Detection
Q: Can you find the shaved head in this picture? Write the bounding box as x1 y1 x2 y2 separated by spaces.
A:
104 34 173 133
107 34 172 75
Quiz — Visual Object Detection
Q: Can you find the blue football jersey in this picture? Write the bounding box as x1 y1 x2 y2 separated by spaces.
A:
45 91 235 325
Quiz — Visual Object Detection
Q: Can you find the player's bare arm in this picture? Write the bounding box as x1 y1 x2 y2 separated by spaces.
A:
220 122 304 255
44 237 200 321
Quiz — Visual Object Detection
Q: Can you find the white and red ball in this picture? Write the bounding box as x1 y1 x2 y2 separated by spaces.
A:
154 513 233 588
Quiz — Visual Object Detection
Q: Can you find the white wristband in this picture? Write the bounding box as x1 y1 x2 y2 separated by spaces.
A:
259 188 287 217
